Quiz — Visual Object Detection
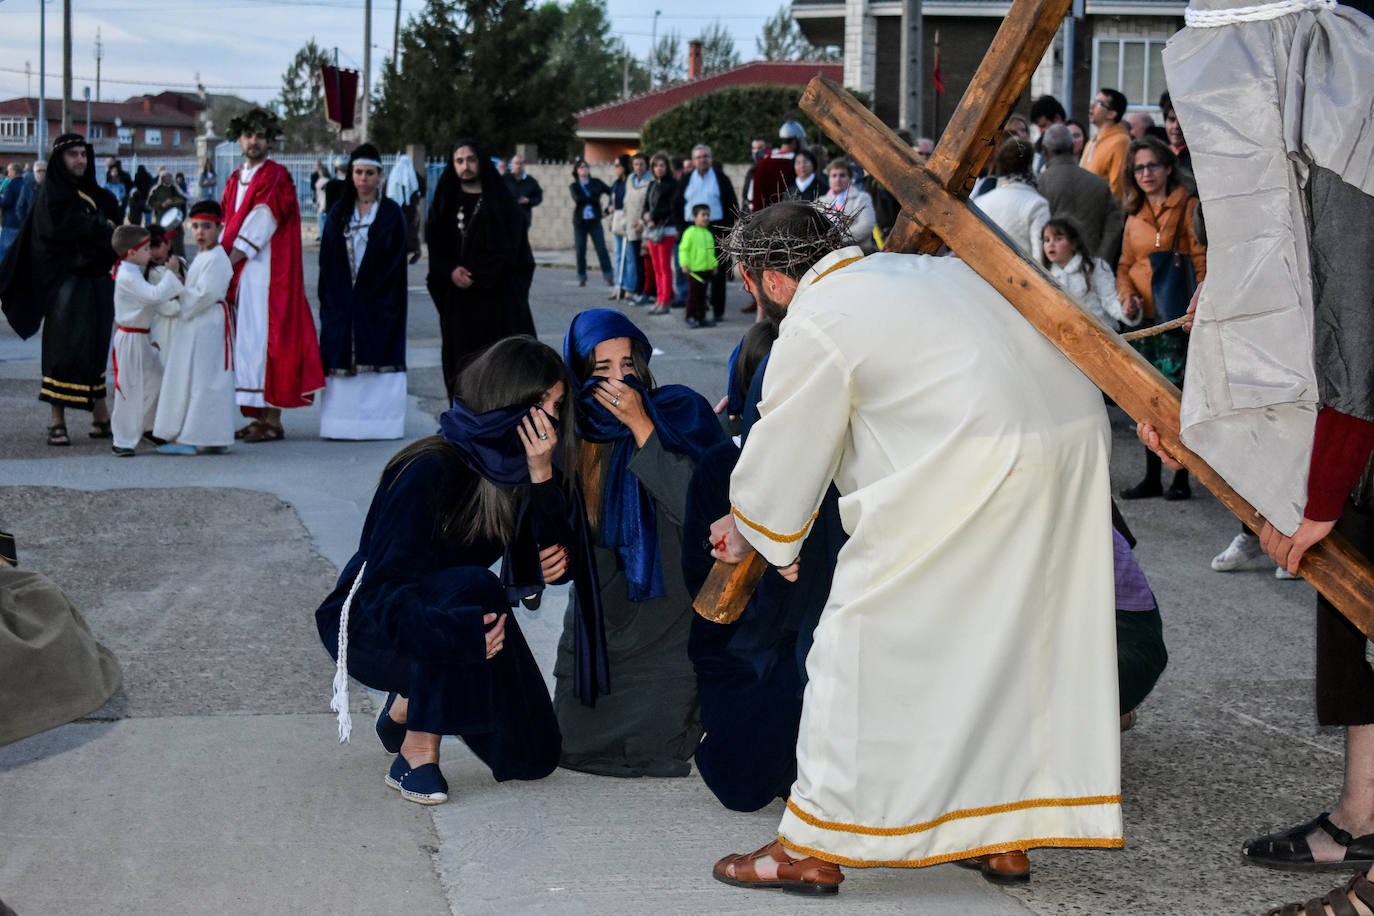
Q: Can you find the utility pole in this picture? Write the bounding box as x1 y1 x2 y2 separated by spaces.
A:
94 28 103 101
61 0 72 134
899 0 924 137
83 85 90 138
360 0 371 142
38 0 46 155
392 0 401 71
25 61 31 98
650 10 661 87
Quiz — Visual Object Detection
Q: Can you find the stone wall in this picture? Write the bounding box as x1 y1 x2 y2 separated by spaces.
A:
522 161 751 252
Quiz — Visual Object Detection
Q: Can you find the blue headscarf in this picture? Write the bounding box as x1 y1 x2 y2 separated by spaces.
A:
438 399 537 486
564 309 725 600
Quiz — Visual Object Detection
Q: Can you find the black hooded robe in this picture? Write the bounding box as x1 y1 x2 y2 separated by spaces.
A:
425 142 536 401
0 140 119 411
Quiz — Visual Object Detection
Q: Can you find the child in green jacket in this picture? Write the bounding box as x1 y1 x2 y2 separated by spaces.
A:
678 204 718 328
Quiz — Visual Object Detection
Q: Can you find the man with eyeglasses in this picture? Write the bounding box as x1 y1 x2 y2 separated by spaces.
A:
670 143 738 323
1080 88 1130 201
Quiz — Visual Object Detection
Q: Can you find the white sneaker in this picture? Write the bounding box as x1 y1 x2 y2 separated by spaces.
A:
1212 532 1262 571
1275 566 1299 580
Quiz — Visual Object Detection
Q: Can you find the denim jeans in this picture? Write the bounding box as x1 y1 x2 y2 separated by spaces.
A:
574 218 613 283
612 234 639 292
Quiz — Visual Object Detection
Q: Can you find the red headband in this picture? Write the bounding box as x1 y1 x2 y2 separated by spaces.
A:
110 236 152 279
188 213 223 224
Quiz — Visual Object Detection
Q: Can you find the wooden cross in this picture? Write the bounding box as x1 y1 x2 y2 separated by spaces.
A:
694 0 1374 635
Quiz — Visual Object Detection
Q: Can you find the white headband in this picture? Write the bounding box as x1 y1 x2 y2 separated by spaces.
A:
352 157 383 168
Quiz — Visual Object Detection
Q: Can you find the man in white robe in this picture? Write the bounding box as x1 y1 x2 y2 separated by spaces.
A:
218 108 324 442
708 201 1122 895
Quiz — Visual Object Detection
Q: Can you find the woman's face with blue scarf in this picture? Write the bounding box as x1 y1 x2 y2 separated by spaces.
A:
591 337 635 383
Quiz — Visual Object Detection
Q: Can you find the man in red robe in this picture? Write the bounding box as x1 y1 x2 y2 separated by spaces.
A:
220 108 324 442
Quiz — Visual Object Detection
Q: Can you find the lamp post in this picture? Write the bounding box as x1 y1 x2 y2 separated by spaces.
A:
37 0 46 155
83 85 90 138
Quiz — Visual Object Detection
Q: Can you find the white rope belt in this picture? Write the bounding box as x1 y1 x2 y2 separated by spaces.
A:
1185 0 1333 27
329 561 366 743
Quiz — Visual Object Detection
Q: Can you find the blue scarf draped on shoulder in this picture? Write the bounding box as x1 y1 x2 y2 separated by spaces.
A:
439 397 610 704
564 309 725 602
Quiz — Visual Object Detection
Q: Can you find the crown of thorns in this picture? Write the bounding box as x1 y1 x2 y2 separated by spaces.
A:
718 200 859 274
228 107 283 139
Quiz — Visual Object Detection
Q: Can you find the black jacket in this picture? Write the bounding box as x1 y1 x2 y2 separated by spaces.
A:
668 166 738 233
568 178 610 224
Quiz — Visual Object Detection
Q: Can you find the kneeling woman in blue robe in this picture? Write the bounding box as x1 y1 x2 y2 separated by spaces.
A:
553 309 725 777
316 336 575 805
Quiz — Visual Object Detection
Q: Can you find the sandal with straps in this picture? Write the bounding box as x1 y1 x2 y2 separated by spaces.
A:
47 424 70 447
712 839 844 895
1244 814 1374 872
1265 870 1374 916
88 419 111 439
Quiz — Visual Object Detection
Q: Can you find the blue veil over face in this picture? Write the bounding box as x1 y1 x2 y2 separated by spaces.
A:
564 309 725 601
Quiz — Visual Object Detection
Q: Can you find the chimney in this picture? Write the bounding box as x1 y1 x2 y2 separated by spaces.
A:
688 40 703 80
142 96 152 114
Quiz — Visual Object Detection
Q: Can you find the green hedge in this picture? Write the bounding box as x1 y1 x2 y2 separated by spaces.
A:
639 83 869 161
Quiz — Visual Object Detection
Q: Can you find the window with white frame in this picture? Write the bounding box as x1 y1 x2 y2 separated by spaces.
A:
117 126 134 144
172 129 181 146
145 128 163 146
1092 38 1168 110
0 117 29 141
90 125 104 139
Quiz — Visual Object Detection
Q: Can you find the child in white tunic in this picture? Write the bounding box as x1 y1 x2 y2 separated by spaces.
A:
110 225 182 456
1041 217 1140 328
153 201 236 453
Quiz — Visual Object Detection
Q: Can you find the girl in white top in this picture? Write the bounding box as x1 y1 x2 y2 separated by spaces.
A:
109 225 183 454
1042 216 1141 328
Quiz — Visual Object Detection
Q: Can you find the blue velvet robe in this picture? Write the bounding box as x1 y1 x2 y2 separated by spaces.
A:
318 196 408 375
315 447 566 781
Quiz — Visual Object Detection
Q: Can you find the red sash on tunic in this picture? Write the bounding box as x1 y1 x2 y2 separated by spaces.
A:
220 160 325 414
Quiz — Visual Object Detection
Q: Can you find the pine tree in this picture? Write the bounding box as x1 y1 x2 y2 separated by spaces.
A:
276 38 336 152
694 21 740 74
650 30 683 86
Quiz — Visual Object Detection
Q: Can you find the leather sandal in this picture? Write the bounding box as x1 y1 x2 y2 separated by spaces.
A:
47 424 71 446
242 422 284 443
1264 870 1374 916
712 839 843 896
1244 814 1374 872
235 421 262 440
956 849 1031 884
88 419 111 439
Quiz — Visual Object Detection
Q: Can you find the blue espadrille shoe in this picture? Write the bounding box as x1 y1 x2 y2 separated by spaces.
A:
384 754 449 805
375 692 405 754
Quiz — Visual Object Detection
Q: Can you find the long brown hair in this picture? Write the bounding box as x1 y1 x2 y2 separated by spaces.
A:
384 337 575 545
1120 136 1194 214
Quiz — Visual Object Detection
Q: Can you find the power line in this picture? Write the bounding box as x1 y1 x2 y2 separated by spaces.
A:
0 65 276 91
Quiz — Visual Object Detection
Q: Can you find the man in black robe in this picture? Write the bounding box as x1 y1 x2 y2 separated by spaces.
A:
425 138 536 402
0 133 120 445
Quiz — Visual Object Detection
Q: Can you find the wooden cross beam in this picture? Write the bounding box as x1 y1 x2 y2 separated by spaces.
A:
694 0 1374 636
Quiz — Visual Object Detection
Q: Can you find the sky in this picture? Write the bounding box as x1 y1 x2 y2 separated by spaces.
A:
0 0 788 106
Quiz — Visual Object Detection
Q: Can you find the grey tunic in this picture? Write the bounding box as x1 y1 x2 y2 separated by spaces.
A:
553 432 703 777
1164 0 1374 534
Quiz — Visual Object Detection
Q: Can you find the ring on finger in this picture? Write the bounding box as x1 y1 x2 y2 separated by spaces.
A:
611 396 621 407
538 432 549 440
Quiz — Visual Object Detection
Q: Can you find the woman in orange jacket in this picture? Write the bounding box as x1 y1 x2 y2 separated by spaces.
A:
1117 136 1206 500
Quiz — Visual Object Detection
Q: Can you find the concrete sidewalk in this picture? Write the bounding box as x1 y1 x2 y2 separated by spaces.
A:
0 260 1351 915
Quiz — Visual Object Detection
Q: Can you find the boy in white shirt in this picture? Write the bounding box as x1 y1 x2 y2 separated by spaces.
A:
109 225 182 456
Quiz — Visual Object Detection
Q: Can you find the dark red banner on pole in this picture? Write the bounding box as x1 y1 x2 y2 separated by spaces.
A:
321 64 359 129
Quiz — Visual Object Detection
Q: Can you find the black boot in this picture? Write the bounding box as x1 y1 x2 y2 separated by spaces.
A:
1163 467 1192 501
1120 449 1163 499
